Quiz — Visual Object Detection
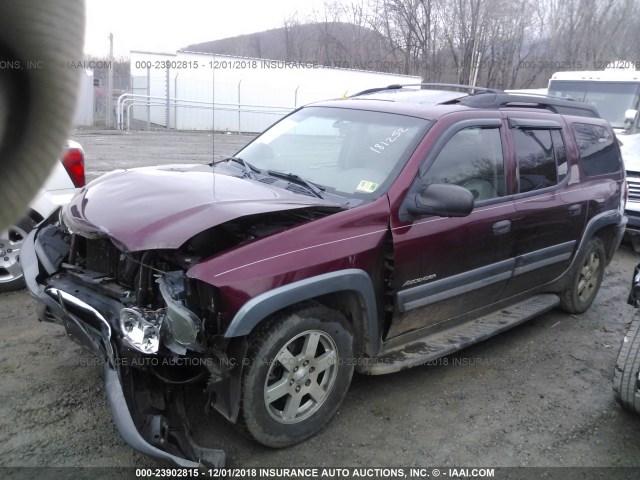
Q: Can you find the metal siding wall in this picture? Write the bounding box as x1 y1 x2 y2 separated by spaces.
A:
129 51 421 132
73 70 95 126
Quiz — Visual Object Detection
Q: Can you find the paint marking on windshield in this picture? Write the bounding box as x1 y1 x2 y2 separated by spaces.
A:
369 127 409 154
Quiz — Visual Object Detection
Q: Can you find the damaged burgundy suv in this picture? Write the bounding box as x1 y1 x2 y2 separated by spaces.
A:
22 85 626 467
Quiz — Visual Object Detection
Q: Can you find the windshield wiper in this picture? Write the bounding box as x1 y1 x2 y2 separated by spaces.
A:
226 156 259 179
266 170 325 198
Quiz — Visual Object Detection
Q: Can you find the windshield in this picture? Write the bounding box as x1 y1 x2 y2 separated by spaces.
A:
235 106 430 200
548 80 640 128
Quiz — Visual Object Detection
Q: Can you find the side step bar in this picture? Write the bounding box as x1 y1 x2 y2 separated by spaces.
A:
362 293 560 375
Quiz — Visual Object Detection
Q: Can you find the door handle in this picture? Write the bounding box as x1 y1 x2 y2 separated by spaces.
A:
568 204 582 217
492 219 511 235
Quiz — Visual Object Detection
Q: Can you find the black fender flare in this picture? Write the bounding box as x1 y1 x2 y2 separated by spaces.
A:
576 210 626 264
223 268 379 357
551 209 625 292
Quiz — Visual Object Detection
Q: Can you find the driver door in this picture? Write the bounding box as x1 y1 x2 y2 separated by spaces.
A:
387 118 516 339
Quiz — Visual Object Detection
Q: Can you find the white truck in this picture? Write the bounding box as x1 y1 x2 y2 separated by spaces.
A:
548 66 640 248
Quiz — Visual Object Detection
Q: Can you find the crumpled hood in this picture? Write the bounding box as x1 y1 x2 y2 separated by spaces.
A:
62 164 340 252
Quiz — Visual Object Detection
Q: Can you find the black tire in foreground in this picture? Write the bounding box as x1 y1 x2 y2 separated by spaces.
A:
0 216 35 292
613 313 640 414
238 304 354 447
560 237 606 314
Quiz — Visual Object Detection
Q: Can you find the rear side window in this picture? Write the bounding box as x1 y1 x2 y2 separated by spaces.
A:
572 123 620 176
514 128 565 193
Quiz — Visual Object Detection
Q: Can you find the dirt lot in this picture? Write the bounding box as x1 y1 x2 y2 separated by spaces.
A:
72 128 252 182
2 130 640 474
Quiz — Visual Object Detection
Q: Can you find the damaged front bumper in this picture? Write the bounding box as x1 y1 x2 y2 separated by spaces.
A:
21 224 226 468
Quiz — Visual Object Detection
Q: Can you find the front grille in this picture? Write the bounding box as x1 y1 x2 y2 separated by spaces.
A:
627 171 640 201
85 238 119 275
83 238 137 288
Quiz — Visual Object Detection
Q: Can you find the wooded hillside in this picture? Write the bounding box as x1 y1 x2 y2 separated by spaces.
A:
186 0 640 89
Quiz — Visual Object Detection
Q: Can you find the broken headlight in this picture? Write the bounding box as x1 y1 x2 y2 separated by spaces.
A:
157 272 203 355
118 272 204 355
119 307 162 354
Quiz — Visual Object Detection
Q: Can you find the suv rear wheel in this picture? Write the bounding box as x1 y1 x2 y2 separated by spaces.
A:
613 313 640 414
238 304 354 447
560 237 605 314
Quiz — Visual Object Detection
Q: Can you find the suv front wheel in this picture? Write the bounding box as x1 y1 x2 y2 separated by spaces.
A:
238 304 354 447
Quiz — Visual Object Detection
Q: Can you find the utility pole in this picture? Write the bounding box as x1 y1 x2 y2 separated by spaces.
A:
147 66 151 131
106 33 114 128
166 66 170 130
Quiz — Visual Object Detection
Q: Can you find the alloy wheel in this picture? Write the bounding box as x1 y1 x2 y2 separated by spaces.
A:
263 330 338 424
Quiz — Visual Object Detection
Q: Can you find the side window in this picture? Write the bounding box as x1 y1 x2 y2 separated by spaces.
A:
513 128 564 193
571 123 620 176
424 127 505 201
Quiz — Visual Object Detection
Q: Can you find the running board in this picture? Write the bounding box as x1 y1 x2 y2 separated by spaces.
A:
362 293 560 375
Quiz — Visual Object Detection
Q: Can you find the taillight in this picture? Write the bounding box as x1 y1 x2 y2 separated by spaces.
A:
62 148 85 187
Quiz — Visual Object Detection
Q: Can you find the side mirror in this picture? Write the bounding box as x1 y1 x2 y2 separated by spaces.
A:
407 183 475 218
624 109 638 130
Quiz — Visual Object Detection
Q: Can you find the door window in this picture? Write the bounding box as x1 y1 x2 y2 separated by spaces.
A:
514 128 566 193
424 127 505 201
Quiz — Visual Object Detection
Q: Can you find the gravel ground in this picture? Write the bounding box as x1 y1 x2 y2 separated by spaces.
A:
72 128 252 182
1 130 640 477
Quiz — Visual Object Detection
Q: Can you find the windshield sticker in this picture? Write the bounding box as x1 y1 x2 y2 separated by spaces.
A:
369 127 410 154
356 180 379 193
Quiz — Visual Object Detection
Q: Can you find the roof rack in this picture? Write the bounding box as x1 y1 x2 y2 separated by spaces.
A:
350 83 501 97
458 93 600 118
348 84 601 118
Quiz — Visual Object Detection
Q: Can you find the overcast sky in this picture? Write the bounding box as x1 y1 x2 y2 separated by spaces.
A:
84 0 331 57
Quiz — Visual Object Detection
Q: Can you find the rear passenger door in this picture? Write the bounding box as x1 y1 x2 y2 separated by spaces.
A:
502 115 588 297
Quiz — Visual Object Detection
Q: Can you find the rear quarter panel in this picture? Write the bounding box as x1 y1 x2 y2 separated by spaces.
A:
564 115 625 222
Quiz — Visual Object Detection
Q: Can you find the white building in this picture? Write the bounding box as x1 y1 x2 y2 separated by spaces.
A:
127 50 421 132
73 69 95 127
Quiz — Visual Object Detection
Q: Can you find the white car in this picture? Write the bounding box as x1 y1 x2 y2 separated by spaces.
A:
0 140 84 291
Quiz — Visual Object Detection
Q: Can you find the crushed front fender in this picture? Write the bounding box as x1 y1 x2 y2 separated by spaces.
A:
21 222 226 468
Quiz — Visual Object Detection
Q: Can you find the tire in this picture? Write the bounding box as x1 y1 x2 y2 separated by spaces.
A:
0 216 35 292
559 237 605 314
238 304 354 448
613 312 640 414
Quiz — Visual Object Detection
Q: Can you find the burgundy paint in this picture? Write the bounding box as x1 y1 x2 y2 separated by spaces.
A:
63 164 340 252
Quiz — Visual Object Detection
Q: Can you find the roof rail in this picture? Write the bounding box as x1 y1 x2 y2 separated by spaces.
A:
347 85 601 118
350 84 403 97
458 93 600 118
350 83 501 97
